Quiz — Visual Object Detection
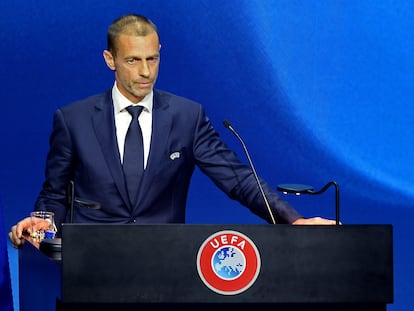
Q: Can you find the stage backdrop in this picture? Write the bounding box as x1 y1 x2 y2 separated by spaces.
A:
1 1 412 310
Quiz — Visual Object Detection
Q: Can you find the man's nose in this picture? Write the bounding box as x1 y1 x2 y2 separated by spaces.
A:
138 61 150 77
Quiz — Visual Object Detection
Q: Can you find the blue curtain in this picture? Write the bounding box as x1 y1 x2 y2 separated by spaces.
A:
0 196 13 311
0 1 413 310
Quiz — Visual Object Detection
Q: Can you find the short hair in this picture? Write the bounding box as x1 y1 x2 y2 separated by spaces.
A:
107 14 159 56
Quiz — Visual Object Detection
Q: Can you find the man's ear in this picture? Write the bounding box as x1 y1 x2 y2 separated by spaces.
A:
103 50 116 70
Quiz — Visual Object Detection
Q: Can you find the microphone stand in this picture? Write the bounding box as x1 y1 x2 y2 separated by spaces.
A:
68 180 75 224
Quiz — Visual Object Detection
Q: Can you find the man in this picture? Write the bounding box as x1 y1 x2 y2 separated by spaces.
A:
9 14 335 248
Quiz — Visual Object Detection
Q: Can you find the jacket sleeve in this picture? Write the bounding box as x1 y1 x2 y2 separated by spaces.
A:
34 109 74 232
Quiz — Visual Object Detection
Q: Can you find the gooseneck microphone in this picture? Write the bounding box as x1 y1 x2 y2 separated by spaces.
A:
39 181 102 259
223 120 277 224
67 180 101 223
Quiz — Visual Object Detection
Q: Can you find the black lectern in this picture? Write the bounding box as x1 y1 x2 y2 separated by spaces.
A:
19 224 393 311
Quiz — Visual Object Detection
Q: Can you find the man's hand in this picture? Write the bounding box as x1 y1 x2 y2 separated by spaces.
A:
292 217 337 225
8 217 32 248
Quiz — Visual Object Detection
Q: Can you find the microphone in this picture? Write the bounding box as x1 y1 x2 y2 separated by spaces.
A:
223 120 277 224
40 181 101 259
67 180 101 223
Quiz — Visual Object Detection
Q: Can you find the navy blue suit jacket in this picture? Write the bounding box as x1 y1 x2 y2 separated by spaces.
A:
35 89 302 231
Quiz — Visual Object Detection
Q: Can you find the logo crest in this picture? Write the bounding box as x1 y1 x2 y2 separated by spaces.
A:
196 230 261 295
169 151 180 160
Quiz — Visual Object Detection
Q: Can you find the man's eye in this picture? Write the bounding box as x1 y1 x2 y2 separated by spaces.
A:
127 59 136 64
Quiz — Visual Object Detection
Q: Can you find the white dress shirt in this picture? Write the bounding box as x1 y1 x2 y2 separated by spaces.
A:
112 82 153 168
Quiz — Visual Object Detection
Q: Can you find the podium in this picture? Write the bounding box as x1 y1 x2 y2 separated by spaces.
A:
19 224 393 310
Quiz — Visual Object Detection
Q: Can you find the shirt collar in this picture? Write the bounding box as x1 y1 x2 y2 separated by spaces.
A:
112 82 153 114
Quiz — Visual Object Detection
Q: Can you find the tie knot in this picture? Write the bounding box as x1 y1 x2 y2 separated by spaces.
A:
126 105 144 118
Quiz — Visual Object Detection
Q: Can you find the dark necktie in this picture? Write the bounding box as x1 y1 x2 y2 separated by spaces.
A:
123 105 144 205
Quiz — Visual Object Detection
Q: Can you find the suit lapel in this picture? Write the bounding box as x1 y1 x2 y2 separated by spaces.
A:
135 91 172 201
146 91 172 170
92 91 130 207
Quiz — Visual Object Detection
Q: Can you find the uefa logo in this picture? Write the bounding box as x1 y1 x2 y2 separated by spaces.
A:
196 230 261 295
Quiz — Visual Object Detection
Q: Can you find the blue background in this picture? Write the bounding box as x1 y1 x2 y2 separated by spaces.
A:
1 1 412 310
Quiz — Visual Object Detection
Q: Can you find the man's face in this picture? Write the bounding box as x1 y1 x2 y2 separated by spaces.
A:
103 31 160 103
